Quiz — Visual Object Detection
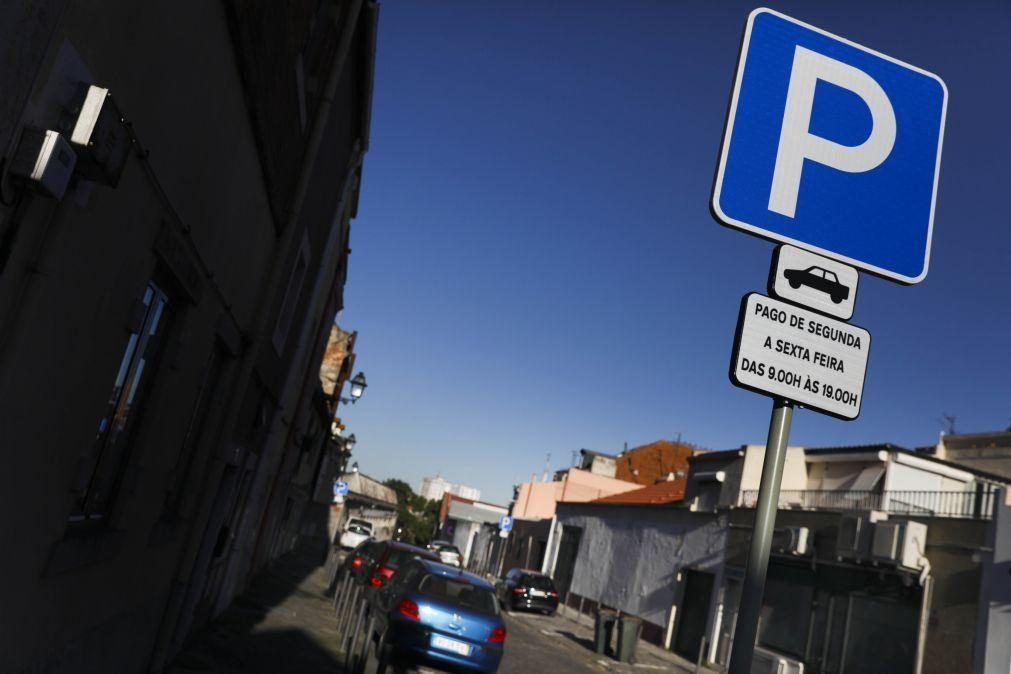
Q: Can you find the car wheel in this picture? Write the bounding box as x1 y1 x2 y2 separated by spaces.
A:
789 280 801 289
831 294 843 304
543 609 555 616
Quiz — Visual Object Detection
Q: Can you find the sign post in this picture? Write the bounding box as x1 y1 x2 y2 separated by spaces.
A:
710 8 947 673
731 398 792 674
333 480 349 503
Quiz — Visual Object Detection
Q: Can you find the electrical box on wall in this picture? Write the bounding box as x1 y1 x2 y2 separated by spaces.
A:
69 85 130 187
10 128 77 199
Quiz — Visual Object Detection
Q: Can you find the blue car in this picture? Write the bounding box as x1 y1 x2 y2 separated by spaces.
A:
363 558 506 673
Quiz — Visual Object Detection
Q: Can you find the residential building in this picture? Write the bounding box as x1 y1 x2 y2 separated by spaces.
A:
577 449 618 477
420 474 481 502
0 2 378 672
437 493 508 567
925 429 1011 481
329 471 398 543
512 468 642 520
543 441 1011 674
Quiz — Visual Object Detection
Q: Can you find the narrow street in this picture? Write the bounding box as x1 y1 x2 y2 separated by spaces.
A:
167 543 702 674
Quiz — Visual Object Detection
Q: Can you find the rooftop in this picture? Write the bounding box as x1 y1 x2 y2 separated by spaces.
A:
940 430 1011 450
807 443 1011 483
591 479 685 505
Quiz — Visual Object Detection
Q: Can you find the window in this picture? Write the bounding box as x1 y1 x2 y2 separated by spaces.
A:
70 282 172 524
418 575 499 615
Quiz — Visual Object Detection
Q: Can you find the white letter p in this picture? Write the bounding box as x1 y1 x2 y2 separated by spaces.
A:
768 46 896 218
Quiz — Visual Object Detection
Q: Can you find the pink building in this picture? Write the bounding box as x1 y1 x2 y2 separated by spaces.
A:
512 468 640 519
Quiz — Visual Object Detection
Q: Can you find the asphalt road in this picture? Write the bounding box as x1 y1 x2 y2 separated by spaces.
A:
497 610 610 674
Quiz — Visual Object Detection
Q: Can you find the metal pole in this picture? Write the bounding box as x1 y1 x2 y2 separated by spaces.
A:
727 398 793 674
345 596 368 667
695 636 708 674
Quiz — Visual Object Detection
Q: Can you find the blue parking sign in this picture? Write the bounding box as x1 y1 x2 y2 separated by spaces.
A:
499 515 513 532
712 8 947 284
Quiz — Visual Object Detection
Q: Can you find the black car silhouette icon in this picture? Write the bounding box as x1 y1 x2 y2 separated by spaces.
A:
783 266 850 304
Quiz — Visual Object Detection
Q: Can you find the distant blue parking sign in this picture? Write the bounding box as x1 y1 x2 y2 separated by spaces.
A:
712 8 947 284
499 516 513 532
334 480 349 498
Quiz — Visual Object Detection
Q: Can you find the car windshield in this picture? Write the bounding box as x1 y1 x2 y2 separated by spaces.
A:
346 524 370 535
520 574 555 590
417 574 499 615
436 545 461 555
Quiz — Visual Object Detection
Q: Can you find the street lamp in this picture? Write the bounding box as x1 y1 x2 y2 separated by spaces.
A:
339 371 367 404
344 433 356 451
351 461 359 473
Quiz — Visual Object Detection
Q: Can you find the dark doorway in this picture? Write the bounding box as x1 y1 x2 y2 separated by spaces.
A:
674 569 715 662
553 525 583 598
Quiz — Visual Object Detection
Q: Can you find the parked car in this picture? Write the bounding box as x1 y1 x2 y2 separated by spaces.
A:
340 517 375 550
495 568 559 614
428 540 463 567
340 538 381 585
365 541 441 591
364 558 506 673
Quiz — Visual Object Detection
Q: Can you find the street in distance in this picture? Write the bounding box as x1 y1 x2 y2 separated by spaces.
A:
731 293 870 419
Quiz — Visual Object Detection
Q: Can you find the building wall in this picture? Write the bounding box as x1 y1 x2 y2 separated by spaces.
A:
420 476 479 502
500 518 552 573
589 455 617 478
973 489 1011 673
513 481 563 519
936 432 1011 481
0 1 375 672
450 484 481 501
556 504 725 635
740 445 807 492
513 469 640 519
724 508 990 674
421 476 451 501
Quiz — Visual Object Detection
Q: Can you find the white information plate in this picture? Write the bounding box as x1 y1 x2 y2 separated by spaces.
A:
431 634 471 656
730 293 870 420
770 245 859 320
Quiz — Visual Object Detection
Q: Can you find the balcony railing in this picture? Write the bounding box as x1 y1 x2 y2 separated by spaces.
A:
739 489 997 520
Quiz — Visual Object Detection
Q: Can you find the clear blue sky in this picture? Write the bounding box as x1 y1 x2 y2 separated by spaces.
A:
339 0 1011 505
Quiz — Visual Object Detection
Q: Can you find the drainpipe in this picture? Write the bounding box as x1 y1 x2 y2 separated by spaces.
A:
541 515 557 575
147 2 366 670
914 574 933 674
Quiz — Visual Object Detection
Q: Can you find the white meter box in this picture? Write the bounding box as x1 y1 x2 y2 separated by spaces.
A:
731 293 870 419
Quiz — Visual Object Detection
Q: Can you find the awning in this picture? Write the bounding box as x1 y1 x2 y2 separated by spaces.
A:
850 465 885 491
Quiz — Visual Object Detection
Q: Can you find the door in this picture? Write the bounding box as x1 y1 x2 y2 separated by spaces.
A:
674 569 715 662
552 525 582 599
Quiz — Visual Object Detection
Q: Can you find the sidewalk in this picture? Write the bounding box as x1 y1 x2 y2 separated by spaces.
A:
167 543 349 674
546 603 723 674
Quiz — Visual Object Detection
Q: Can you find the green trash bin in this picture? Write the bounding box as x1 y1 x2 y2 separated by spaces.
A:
594 609 619 655
616 615 642 663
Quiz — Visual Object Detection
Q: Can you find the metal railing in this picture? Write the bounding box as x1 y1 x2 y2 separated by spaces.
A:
738 489 997 520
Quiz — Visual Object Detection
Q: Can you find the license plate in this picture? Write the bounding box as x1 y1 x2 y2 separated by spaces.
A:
431 634 471 656
530 589 545 597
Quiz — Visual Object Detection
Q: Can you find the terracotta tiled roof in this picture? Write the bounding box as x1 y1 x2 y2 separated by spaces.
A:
591 479 685 505
615 440 696 486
